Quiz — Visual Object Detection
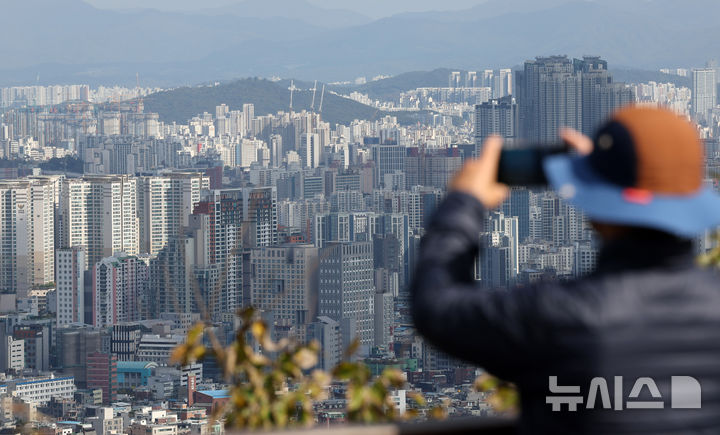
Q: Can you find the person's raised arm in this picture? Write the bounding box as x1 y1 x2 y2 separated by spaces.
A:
410 132 591 378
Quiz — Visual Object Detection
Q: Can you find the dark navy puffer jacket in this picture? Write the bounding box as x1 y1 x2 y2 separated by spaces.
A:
410 192 720 434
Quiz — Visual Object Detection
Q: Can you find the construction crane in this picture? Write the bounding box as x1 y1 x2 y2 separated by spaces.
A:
135 72 143 113
288 80 297 111
310 80 318 111
318 84 326 113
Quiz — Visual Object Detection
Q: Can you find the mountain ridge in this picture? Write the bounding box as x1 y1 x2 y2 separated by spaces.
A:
142 78 434 126
1 0 717 86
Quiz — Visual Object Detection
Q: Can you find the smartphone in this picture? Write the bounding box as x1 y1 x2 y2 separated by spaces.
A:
497 144 567 186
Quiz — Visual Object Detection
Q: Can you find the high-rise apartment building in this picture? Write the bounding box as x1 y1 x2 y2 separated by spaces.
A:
92 254 148 327
58 175 138 269
449 71 461 88
494 69 513 98
517 56 582 141
301 133 321 169
190 189 247 318
137 172 209 256
0 178 55 296
474 95 518 154
466 71 478 88
318 242 375 350
56 247 86 327
241 186 278 248
149 230 213 319
517 55 631 141
576 56 634 135
692 68 717 124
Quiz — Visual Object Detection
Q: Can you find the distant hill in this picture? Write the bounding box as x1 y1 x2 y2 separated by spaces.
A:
143 78 434 126
332 69 457 101
611 69 692 89
330 67 693 103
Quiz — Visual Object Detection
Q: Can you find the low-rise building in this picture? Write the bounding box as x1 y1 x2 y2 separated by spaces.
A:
3 375 76 404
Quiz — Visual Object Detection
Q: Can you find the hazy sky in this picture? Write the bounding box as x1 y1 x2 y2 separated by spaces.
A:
83 0 488 18
307 0 486 18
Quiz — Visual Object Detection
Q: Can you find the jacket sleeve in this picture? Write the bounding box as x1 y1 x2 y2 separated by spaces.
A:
410 191 540 379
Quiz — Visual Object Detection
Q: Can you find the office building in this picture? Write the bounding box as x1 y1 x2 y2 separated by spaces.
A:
314 212 376 247
318 242 375 350
0 336 24 372
13 325 50 371
404 148 463 189
371 142 405 189
250 244 319 327
56 326 108 389
306 316 342 371
111 324 144 362
135 334 185 365
86 353 118 405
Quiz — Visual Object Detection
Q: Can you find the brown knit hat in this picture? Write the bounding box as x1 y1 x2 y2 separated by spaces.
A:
543 106 720 236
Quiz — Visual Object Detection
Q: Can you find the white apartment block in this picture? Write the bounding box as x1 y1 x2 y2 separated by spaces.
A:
138 172 209 256
0 178 55 296
56 247 85 327
59 175 138 269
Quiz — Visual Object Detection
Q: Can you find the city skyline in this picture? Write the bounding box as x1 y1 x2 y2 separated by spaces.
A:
0 0 718 426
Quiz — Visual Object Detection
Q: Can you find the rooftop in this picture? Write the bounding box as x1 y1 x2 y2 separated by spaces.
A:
197 390 230 399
